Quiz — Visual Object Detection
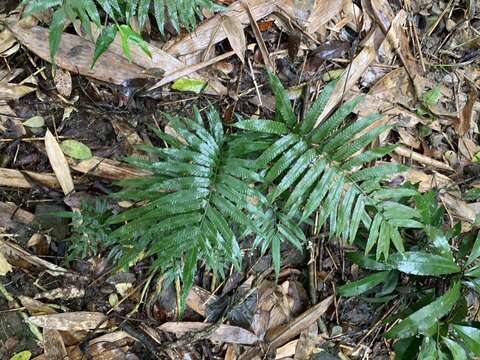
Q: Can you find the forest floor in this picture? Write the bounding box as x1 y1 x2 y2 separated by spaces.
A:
0 0 480 359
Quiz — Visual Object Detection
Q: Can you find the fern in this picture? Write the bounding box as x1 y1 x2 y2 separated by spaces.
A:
21 0 222 66
105 107 260 311
236 72 420 261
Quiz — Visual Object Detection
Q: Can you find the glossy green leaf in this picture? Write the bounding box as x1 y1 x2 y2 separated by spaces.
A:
385 281 460 339
84 0 101 26
388 252 460 275
443 337 467 360
311 96 363 143
418 337 437 360
118 24 152 59
465 188 480 201
23 0 61 17
453 325 480 355
154 0 166 33
235 119 289 135
466 232 480 267
172 78 206 93
138 0 151 29
92 25 117 68
48 8 66 62
272 235 281 280
299 79 337 134
267 71 296 128
166 0 179 32
338 271 390 297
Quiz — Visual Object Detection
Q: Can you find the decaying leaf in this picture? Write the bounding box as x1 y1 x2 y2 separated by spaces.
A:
456 87 477 136
7 22 148 86
0 83 35 100
159 322 258 345
43 328 68 360
53 68 72 97
222 15 246 63
45 129 75 195
0 250 13 276
28 312 108 331
60 139 93 160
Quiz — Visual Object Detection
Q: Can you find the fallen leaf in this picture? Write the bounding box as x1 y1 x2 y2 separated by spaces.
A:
172 78 206 93
9 351 31 360
222 15 246 63
7 21 148 86
43 329 67 360
0 250 13 276
53 68 72 97
23 115 44 128
45 129 75 195
243 0 274 71
159 322 258 345
456 87 477 136
28 312 107 331
0 83 35 100
60 139 92 160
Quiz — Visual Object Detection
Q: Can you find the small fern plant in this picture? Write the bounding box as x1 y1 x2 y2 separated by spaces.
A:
105 107 261 310
236 72 421 262
21 0 222 66
93 71 421 311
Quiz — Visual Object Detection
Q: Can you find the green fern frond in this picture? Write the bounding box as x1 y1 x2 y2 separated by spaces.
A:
107 107 260 312
236 72 419 260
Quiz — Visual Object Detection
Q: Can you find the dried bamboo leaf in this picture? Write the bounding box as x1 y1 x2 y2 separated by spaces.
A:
45 129 74 195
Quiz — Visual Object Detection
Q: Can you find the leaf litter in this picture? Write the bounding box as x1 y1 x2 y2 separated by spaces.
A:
0 0 480 359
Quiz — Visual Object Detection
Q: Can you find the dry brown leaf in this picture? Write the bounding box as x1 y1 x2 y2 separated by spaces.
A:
398 128 421 149
7 21 148 86
241 296 333 360
302 0 342 33
456 87 477 136
314 27 382 127
0 250 13 276
68 156 151 180
276 340 298 359
225 345 237 360
222 15 246 63
148 50 235 91
405 169 455 192
53 68 72 98
243 0 274 71
43 329 68 360
0 82 35 100
18 296 58 315
29 312 108 331
294 323 318 360
166 0 277 61
159 322 258 345
0 168 61 189
0 29 17 54
394 145 453 171
34 286 85 301
186 285 217 317
45 129 74 195
0 238 70 277
370 1 423 86
440 192 477 223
